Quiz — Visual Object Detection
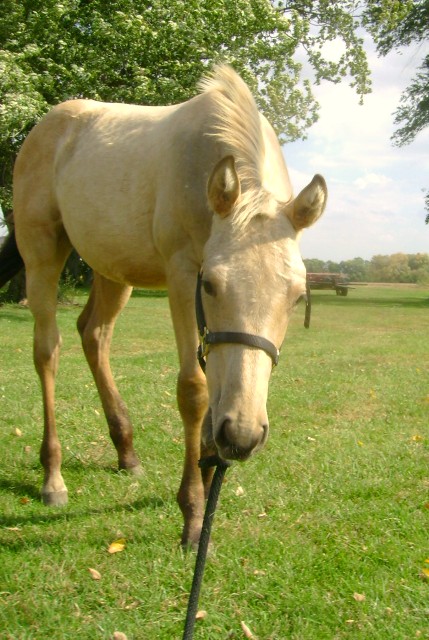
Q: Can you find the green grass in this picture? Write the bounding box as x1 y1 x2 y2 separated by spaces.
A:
0 286 428 639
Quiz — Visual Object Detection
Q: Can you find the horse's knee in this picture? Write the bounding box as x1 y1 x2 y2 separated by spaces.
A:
79 325 102 366
177 372 208 424
77 287 96 340
76 309 88 338
33 329 62 378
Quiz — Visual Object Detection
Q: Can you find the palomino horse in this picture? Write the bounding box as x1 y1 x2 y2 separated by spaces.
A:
0 66 327 547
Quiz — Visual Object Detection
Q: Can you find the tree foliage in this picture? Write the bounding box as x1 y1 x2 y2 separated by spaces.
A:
363 0 429 147
362 0 429 222
0 0 376 211
304 252 429 284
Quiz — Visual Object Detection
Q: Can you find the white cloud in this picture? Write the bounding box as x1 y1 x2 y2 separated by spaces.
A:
284 37 429 261
354 173 392 190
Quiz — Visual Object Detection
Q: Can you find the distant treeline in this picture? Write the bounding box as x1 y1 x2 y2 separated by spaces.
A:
304 253 429 284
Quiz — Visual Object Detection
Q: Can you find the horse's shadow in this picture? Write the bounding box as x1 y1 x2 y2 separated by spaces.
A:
0 473 168 533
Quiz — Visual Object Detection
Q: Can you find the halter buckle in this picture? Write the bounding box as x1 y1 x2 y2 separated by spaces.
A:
199 328 211 358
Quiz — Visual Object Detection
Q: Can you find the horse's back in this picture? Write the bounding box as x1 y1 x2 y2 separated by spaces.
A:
13 96 213 286
13 79 292 287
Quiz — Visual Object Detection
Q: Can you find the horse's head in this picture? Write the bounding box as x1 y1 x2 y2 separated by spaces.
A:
200 156 327 461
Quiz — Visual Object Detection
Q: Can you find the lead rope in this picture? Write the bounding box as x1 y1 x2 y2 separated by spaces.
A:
182 455 231 640
183 274 312 638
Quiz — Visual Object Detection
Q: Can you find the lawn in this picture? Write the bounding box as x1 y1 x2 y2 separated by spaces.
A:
0 285 428 639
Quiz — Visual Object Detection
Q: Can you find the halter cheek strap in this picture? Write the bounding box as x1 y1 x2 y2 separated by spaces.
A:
195 271 280 372
195 271 311 373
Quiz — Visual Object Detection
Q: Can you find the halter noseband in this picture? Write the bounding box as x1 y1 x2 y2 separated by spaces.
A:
195 271 311 373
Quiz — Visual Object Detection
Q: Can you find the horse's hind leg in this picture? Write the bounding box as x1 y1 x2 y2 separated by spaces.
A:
24 232 72 506
77 273 141 473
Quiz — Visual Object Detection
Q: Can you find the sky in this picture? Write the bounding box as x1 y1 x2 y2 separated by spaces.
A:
285 38 429 263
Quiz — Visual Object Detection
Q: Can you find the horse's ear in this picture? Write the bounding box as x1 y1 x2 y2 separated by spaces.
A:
207 155 241 218
286 174 327 230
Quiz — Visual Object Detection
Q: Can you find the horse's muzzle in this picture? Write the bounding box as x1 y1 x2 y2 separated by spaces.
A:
215 418 268 461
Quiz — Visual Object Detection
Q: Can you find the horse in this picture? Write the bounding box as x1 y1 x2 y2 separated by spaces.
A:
0 65 327 547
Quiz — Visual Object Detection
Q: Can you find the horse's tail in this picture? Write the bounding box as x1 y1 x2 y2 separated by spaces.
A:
0 230 25 288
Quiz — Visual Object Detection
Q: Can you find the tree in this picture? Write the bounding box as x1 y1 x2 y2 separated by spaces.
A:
367 252 429 283
304 253 429 283
303 258 327 273
0 0 376 212
362 0 429 222
339 257 370 281
363 0 429 146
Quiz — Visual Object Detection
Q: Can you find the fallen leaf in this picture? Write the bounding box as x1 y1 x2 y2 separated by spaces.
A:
353 592 366 602
108 538 126 554
411 435 424 442
112 632 128 640
20 497 30 505
14 428 23 437
88 567 101 580
241 621 256 638
195 610 207 620
420 568 429 580
235 486 245 497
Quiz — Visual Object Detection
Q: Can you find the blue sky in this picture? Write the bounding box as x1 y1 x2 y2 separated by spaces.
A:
285 39 429 263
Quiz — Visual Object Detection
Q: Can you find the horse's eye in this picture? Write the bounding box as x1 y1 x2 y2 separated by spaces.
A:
202 280 216 296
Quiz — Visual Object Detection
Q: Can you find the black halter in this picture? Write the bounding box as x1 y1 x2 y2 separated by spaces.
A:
195 271 311 373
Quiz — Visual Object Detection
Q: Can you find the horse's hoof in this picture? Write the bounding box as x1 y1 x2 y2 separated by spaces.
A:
119 463 144 477
181 536 214 555
180 526 203 552
181 540 199 553
127 464 143 477
41 490 68 507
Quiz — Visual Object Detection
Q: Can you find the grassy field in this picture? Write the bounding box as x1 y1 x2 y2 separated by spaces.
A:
0 285 428 639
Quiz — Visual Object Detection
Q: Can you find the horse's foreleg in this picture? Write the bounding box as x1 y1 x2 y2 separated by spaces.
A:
77 274 141 473
168 267 212 547
26 265 69 506
176 370 211 547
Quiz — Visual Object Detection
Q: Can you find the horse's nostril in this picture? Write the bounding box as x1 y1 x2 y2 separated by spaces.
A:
217 418 234 451
216 418 267 460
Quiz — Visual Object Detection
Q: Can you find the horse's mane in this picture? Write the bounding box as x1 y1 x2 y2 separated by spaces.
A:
199 65 272 227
